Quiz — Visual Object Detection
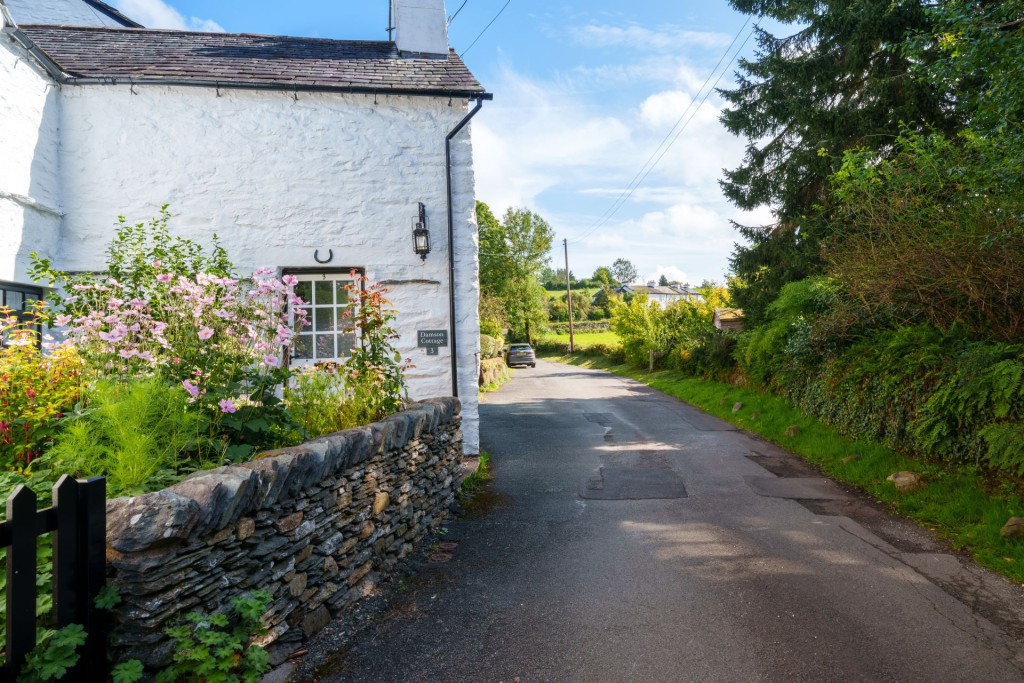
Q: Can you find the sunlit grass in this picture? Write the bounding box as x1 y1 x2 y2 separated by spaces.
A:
542 351 1024 584
537 330 620 348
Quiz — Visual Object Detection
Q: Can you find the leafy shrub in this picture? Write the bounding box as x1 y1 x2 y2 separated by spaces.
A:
30 208 309 459
0 304 83 467
547 321 611 334
734 277 838 386
45 378 217 496
610 295 665 367
480 334 504 360
335 274 411 425
286 365 368 436
157 590 272 683
829 132 1024 342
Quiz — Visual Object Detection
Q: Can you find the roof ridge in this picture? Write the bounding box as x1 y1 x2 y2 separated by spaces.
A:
18 23 398 46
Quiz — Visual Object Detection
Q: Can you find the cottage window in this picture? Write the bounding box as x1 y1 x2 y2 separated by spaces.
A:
289 272 359 364
0 280 45 346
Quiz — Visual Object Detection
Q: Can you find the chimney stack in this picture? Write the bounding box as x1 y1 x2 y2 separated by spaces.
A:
393 0 449 57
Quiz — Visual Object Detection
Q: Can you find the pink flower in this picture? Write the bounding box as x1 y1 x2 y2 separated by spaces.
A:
151 260 163 268
263 354 279 367
118 349 137 359
156 273 172 283
137 351 154 362
182 380 200 397
198 327 215 340
54 314 72 327
282 274 299 286
218 399 237 414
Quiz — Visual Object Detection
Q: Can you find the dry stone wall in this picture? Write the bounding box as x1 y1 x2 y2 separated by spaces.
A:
104 397 462 668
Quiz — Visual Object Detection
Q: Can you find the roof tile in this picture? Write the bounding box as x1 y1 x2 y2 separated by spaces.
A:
18 25 486 96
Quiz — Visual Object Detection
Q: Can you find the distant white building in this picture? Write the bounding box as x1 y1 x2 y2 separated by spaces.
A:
0 0 489 451
616 282 705 309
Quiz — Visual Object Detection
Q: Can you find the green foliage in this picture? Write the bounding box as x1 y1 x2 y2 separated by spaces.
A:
45 378 217 496
459 450 492 501
18 624 87 683
828 131 1024 341
610 259 637 286
546 321 611 334
477 202 554 342
156 590 272 683
734 277 838 385
111 660 145 683
610 295 665 367
0 304 84 467
479 335 504 360
719 0 959 321
336 275 410 424
915 344 1024 468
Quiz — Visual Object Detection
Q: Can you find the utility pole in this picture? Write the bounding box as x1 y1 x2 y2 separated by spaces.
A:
563 238 575 352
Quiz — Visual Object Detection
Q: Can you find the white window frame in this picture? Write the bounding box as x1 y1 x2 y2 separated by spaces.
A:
286 269 361 367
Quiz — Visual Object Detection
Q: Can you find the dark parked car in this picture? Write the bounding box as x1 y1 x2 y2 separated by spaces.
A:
506 343 536 368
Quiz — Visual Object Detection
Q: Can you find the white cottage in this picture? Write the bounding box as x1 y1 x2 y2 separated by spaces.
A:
0 0 489 452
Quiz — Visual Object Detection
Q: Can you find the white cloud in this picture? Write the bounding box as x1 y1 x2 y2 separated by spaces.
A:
113 0 225 32
472 19 756 284
472 65 633 215
571 23 732 52
648 266 690 286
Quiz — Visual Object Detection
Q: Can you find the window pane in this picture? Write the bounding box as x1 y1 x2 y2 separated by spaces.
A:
293 335 313 359
315 334 335 359
336 281 350 304
7 291 24 311
294 281 311 306
314 308 335 332
338 333 356 357
314 281 334 306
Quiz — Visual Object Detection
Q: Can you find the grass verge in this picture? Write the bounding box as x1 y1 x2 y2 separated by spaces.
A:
541 351 1024 585
459 450 493 500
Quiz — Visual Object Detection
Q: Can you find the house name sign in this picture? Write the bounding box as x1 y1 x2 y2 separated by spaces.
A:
417 329 448 356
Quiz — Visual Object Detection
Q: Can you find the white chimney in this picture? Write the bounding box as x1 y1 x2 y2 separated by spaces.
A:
393 0 449 57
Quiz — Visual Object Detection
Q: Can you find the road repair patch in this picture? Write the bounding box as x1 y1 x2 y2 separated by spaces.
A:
581 465 688 500
743 475 850 500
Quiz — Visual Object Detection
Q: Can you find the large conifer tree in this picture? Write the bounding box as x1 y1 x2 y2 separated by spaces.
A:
718 0 959 323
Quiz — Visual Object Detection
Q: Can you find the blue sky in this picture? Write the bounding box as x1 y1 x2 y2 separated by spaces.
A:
111 0 775 286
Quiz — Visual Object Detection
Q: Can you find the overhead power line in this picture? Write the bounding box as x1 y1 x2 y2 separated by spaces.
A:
460 0 512 57
448 0 470 25
570 19 754 243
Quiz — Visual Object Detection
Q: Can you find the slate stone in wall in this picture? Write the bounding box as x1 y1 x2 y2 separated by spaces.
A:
105 397 463 669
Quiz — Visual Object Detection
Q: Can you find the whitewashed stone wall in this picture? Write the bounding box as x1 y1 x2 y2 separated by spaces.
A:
0 54 482 449
3 0 128 27
55 84 480 451
0 36 63 282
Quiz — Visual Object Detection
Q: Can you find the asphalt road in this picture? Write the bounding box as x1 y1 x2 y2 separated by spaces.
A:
315 359 1024 682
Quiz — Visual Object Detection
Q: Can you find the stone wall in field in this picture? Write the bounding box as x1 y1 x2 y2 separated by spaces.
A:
104 397 462 668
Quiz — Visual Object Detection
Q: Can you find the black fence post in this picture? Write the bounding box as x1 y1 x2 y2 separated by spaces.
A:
53 475 81 628
2 477 107 680
6 485 39 673
78 477 107 675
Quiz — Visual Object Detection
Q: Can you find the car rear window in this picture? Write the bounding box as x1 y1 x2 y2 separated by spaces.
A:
510 345 532 351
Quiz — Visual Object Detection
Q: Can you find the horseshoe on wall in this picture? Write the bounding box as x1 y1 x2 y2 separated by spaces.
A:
313 249 333 264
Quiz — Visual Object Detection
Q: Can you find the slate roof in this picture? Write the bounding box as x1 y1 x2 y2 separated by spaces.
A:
16 25 487 96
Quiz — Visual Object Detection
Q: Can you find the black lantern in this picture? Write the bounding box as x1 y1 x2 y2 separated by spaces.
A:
413 202 430 260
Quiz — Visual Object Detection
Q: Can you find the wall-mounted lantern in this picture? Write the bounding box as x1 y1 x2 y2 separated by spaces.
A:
413 202 430 260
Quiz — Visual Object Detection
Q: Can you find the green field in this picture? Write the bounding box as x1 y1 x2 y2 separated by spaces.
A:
539 330 619 349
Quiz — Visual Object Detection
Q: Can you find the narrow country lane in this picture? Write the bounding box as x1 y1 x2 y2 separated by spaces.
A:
315 359 1024 682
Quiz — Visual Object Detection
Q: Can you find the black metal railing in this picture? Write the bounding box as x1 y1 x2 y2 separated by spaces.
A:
1 475 106 680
